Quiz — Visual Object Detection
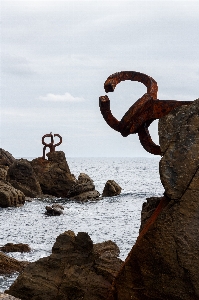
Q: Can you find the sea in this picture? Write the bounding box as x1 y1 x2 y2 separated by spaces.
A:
0 157 164 292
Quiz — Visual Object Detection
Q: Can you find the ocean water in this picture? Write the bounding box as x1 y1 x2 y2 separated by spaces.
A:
0 157 164 292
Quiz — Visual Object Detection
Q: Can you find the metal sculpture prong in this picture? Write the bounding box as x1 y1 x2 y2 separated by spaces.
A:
42 132 62 159
99 71 193 155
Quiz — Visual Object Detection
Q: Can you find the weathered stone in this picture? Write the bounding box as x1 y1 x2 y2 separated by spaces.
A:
7 159 42 198
67 173 100 201
0 165 9 180
0 251 28 275
0 149 16 166
0 243 31 253
102 180 122 197
7 231 123 300
45 203 64 216
0 180 25 207
159 98 199 200
31 151 76 198
108 99 199 300
139 197 161 232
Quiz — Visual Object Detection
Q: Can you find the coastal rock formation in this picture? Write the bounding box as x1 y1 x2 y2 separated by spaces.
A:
0 181 25 207
31 151 76 197
67 173 100 201
107 99 199 300
159 98 199 200
0 243 31 253
6 159 42 198
0 251 28 275
45 203 64 216
0 149 16 166
102 180 122 197
7 230 123 300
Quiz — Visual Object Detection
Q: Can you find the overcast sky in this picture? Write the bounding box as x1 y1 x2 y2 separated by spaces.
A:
1 0 199 158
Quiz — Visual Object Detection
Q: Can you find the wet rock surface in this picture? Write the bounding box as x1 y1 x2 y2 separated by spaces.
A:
67 173 100 201
108 99 199 300
0 181 25 208
31 151 76 198
45 203 64 216
6 230 123 300
102 180 122 197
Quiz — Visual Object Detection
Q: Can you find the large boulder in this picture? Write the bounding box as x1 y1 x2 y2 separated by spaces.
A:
6 231 123 300
0 251 28 275
0 180 25 207
0 149 16 166
67 173 100 201
102 180 122 197
107 99 199 300
6 159 42 198
31 151 76 198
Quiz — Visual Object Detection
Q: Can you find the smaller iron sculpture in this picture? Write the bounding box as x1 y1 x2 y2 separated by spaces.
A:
99 71 193 155
42 132 62 159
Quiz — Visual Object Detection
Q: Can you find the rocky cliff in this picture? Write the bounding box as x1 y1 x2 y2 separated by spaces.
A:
107 99 199 300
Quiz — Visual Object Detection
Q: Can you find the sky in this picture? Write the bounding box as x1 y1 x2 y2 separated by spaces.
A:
1 0 199 158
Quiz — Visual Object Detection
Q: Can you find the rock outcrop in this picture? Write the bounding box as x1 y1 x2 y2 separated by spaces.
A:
102 180 122 197
45 203 64 216
0 181 25 207
6 230 123 300
0 251 28 275
31 151 76 198
6 159 42 198
67 173 100 201
0 243 31 253
107 99 199 300
0 149 16 166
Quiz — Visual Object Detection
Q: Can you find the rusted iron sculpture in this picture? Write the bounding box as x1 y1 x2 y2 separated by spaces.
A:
42 132 62 159
99 71 192 155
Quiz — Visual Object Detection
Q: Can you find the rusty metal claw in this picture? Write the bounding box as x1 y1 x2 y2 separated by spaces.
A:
99 71 193 155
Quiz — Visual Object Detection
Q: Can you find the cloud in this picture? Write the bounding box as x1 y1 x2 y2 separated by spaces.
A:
38 92 85 102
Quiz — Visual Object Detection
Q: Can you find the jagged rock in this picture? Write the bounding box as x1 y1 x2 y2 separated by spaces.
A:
6 159 42 198
0 251 28 275
108 99 199 300
31 151 76 197
159 98 199 200
6 230 123 300
0 243 31 253
45 203 64 216
0 149 16 166
0 180 25 207
102 180 122 197
67 173 100 201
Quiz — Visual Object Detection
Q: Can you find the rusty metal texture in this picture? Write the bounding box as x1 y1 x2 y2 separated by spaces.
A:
42 132 62 159
99 71 192 155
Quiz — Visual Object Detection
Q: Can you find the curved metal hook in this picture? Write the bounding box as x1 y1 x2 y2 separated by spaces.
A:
53 134 62 147
99 71 192 155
